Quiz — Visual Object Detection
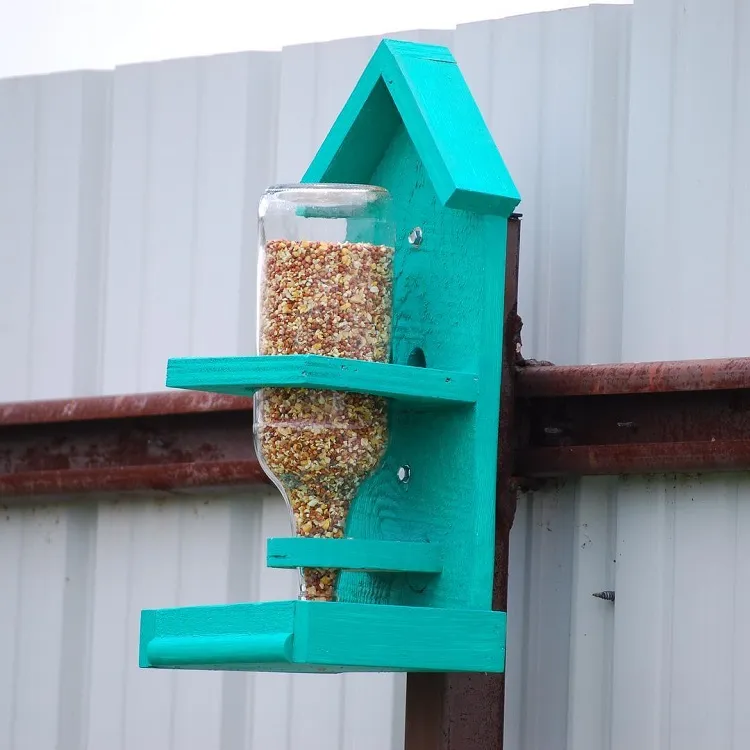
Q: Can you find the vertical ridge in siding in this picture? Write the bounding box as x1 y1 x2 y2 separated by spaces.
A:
614 3 750 750
102 63 151 394
0 72 110 402
0 78 36 400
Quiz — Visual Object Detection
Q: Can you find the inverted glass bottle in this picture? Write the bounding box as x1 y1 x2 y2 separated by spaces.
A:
254 184 395 602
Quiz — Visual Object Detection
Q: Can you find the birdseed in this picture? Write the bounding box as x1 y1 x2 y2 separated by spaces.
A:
256 239 393 601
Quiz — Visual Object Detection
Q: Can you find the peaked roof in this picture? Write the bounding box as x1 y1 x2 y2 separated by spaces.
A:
302 39 520 217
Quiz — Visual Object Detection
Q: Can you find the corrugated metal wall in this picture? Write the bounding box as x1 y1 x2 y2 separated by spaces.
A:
2 2 749 749
613 2 750 749
499 2 750 750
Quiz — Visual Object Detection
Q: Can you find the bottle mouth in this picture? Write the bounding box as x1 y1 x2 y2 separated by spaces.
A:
264 183 391 208
267 183 389 193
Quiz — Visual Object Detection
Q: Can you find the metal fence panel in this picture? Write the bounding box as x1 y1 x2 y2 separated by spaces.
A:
612 2 750 750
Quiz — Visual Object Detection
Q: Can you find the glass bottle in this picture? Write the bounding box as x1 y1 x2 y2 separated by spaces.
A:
254 184 395 601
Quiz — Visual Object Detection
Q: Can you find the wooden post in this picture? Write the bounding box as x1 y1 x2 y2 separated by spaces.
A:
404 216 521 750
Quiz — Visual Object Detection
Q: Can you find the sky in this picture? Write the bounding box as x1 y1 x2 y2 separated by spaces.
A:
0 0 629 78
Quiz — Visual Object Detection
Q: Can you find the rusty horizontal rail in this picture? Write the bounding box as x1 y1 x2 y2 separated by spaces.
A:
515 358 750 478
0 390 251 425
516 357 750 397
0 392 264 497
517 440 750 477
3 356 750 497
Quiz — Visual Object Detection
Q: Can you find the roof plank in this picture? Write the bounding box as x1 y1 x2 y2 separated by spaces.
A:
303 39 520 217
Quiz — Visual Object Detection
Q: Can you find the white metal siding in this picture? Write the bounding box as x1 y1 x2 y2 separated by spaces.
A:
0 71 111 402
4 3 750 749
611 2 750 749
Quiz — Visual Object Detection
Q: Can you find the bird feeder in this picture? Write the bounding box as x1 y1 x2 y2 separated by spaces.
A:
139 38 520 674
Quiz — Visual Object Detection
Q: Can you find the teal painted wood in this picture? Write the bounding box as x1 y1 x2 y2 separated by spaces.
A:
297 39 519 618
143 38 520 675
138 600 295 668
306 133 509 612
303 39 520 217
140 600 506 673
166 354 478 404
147 633 293 666
266 538 443 573
295 600 505 672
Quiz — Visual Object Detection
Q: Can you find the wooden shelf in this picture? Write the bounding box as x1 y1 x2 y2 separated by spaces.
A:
166 355 478 406
140 600 506 673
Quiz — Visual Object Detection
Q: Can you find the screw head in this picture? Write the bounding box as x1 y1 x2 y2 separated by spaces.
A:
592 590 616 602
407 227 423 247
397 465 411 483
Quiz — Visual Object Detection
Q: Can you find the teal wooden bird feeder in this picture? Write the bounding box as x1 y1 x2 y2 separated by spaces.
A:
139 39 520 674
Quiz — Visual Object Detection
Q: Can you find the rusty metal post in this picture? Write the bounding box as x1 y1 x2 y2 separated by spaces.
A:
404 216 521 750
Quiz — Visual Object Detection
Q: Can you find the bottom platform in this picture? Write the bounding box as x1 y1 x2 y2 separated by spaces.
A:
140 600 506 673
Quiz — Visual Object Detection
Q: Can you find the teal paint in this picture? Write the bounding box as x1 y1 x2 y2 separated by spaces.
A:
140 39 520 674
147 633 294 666
332 124 507 611
303 39 519 216
267 537 443 573
167 354 479 405
140 601 506 673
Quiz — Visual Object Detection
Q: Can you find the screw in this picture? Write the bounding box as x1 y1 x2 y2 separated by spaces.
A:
408 227 423 247
592 590 615 602
397 465 411 483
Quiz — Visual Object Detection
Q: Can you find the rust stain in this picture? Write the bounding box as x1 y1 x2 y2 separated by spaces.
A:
0 407 267 498
516 357 750 398
517 440 750 478
0 391 252 427
515 363 750 478
0 460 267 496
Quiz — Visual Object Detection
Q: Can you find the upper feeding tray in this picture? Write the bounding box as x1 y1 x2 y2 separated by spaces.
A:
166 355 479 405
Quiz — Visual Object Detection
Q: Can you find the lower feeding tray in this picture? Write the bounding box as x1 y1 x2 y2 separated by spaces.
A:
140 600 506 673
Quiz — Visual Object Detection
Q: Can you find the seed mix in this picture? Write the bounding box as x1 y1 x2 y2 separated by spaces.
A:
256 239 393 600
